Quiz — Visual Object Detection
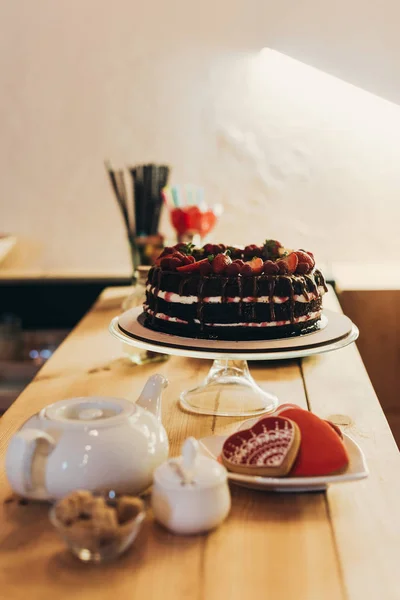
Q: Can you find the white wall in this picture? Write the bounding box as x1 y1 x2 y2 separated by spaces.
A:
0 0 399 272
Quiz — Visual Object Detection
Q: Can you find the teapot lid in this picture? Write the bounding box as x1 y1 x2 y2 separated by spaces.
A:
42 397 136 427
154 437 227 490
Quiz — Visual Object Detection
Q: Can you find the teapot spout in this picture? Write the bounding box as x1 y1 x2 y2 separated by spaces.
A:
136 374 168 421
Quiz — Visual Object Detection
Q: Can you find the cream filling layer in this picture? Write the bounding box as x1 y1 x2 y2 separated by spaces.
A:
146 285 325 305
143 305 321 328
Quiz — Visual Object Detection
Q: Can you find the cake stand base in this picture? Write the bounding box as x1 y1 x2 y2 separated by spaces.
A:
179 359 278 417
111 307 359 418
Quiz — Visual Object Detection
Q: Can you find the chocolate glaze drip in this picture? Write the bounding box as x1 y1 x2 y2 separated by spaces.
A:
151 267 157 288
221 278 228 303
251 276 258 320
285 276 295 323
304 274 317 296
314 269 328 293
238 276 244 318
197 277 206 330
268 277 276 321
152 268 162 324
298 276 310 301
178 277 186 296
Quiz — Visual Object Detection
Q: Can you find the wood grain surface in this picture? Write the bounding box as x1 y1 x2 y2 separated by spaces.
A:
0 286 399 600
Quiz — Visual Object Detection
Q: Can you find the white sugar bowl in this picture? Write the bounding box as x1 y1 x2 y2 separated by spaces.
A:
151 437 231 535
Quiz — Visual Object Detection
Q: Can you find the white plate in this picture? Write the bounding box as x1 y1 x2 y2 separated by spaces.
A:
198 430 369 493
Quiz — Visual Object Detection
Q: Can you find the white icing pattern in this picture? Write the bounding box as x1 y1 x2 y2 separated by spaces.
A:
223 420 295 467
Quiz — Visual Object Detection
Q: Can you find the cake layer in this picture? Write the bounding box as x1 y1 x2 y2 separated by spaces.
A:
146 285 326 305
145 294 323 324
142 312 322 341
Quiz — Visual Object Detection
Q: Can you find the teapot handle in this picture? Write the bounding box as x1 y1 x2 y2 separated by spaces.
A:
7 429 56 495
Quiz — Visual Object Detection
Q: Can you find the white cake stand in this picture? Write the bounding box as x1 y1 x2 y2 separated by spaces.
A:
110 307 358 417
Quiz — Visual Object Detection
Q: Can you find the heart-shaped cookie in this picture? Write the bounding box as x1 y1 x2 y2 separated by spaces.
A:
274 405 344 440
221 416 301 477
279 408 349 476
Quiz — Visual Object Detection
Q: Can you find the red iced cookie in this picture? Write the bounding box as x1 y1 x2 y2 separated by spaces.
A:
279 408 349 476
325 420 343 440
221 416 301 477
274 403 304 416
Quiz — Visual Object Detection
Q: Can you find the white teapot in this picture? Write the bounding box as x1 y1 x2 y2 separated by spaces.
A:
6 374 169 500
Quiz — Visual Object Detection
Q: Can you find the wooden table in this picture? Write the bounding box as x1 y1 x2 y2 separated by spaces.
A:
0 287 399 600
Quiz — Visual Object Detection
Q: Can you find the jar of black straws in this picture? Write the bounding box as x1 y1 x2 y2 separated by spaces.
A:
105 161 170 283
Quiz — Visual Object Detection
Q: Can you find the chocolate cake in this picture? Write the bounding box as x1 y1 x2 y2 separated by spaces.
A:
143 240 328 340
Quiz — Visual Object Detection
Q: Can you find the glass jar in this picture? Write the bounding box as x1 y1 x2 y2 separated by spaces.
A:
121 266 168 366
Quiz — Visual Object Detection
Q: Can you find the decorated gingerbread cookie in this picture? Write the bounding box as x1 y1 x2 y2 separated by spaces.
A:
278 408 349 476
221 416 301 477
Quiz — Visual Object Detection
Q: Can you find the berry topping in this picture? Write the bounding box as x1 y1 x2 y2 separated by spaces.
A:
295 250 314 267
154 246 175 265
295 250 314 274
277 261 289 274
263 260 279 275
199 261 212 275
295 262 310 274
244 244 263 259
227 246 242 259
173 242 188 251
177 257 212 273
263 239 283 259
276 252 298 274
181 254 195 265
212 253 232 274
225 262 240 276
161 246 174 256
160 256 184 271
248 257 264 274
241 264 253 276
203 243 226 256
172 242 195 255
172 251 186 262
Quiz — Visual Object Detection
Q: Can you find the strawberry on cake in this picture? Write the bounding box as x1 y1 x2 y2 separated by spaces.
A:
142 240 328 340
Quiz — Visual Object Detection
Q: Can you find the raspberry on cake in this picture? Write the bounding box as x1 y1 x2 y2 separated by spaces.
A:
143 240 328 340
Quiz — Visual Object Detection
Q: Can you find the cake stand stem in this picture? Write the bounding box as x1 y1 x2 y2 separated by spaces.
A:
179 359 278 417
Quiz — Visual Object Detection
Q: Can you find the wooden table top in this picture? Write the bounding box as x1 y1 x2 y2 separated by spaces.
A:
0 286 399 600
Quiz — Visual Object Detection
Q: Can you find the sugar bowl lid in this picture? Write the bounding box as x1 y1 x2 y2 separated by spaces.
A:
154 437 227 490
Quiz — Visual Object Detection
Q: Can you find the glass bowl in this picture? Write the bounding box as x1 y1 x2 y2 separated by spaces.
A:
169 203 222 244
49 495 146 563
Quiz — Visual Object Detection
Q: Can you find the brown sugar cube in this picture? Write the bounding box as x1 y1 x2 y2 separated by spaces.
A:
55 490 94 526
55 493 81 525
91 503 118 541
75 490 95 516
116 497 142 525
